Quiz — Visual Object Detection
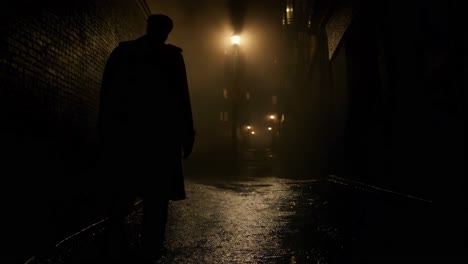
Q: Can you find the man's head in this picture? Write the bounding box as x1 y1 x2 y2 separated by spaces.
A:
146 14 173 43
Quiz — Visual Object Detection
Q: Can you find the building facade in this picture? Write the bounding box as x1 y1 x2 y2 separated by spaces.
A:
278 0 464 207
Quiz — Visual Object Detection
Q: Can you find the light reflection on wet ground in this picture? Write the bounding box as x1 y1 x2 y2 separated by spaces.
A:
30 147 467 263
163 177 329 263
37 148 347 264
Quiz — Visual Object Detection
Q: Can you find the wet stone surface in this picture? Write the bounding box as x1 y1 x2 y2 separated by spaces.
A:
30 148 466 263
163 177 339 263
37 176 344 264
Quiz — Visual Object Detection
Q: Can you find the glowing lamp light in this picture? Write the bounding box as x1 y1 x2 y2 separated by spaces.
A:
251 131 255 135
231 35 241 45
268 127 272 131
247 126 251 130
270 115 276 120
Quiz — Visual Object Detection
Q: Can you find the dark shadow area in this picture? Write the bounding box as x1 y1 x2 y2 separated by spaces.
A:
0 0 466 263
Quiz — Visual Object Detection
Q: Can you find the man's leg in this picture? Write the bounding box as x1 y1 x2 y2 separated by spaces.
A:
106 191 135 261
141 196 169 259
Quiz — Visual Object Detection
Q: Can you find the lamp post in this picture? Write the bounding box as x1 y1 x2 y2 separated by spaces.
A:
230 34 240 159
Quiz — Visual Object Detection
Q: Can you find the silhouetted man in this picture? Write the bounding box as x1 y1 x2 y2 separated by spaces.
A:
98 14 195 263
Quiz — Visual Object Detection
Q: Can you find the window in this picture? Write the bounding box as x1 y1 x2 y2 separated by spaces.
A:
220 111 229 122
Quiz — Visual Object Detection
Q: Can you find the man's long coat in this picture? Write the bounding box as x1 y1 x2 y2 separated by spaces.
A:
98 36 194 200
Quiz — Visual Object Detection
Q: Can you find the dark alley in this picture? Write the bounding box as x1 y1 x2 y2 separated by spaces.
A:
0 0 466 263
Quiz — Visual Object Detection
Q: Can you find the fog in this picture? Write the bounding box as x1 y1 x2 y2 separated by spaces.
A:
147 0 283 155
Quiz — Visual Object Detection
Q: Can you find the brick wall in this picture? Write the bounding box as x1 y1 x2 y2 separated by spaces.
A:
1 0 147 148
0 0 149 260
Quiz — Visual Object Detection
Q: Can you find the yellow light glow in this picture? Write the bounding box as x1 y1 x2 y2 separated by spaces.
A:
251 131 255 135
270 115 276 120
268 127 272 131
247 126 251 130
231 35 241 45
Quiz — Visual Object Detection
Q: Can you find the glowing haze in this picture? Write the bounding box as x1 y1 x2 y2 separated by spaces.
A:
146 0 282 151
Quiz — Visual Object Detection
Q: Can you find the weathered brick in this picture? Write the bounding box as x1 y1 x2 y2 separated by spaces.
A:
0 0 150 259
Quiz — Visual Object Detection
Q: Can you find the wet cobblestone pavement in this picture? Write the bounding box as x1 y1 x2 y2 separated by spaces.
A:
40 177 341 263
163 177 334 263
28 148 467 263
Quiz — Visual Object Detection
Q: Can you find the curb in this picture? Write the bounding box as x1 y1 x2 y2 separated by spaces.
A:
328 175 433 203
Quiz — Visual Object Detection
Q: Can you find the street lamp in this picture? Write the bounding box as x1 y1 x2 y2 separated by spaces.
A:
231 35 241 46
230 34 241 159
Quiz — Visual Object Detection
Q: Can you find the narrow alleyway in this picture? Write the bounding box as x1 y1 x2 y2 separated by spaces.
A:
2 1 465 263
